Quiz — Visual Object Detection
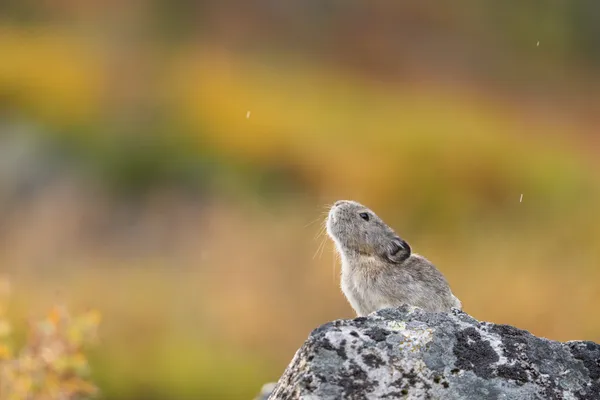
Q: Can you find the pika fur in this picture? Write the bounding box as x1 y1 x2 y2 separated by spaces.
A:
326 200 462 316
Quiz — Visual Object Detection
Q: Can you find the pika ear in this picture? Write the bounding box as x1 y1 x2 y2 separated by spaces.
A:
386 237 411 263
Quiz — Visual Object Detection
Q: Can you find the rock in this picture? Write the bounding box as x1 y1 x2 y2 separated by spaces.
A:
266 306 600 399
254 382 277 400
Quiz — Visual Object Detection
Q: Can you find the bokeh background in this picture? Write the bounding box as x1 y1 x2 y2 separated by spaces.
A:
1 1 600 399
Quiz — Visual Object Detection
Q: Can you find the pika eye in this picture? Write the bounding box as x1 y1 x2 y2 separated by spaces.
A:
359 212 370 221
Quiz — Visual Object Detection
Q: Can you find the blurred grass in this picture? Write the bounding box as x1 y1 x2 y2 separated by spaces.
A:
1 27 596 209
6 268 278 400
1 25 600 400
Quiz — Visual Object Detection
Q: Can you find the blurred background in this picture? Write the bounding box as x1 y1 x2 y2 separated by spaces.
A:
0 1 599 399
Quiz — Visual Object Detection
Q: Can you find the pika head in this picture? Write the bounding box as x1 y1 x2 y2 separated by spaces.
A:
326 200 411 263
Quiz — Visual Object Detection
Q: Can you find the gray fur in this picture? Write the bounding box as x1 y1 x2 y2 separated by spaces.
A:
326 200 461 315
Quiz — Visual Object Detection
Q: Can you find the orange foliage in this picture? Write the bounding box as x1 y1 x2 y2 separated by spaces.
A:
0 286 100 400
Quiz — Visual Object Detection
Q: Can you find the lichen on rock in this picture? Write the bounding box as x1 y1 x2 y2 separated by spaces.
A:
261 306 600 400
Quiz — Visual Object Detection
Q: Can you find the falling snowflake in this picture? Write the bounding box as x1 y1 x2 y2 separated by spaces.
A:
246 111 251 119
520 194 523 203
536 41 540 47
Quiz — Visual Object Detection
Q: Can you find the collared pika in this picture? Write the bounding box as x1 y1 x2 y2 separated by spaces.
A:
326 200 461 316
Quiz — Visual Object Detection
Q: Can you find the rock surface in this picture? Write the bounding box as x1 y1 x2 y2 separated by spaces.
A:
264 306 600 399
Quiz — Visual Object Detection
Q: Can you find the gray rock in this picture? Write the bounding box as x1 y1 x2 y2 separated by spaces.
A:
255 383 277 400
265 306 600 399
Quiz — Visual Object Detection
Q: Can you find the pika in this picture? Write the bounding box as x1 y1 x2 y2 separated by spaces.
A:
326 200 461 316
